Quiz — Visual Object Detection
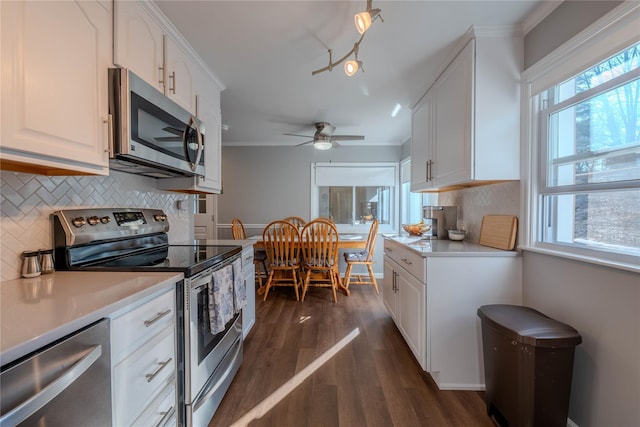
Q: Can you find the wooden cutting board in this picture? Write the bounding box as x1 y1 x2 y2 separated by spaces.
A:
479 215 518 250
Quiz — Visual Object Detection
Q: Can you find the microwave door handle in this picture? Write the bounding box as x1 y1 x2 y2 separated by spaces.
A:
0 345 102 426
184 116 203 172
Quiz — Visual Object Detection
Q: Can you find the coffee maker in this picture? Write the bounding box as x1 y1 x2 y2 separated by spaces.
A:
422 206 457 239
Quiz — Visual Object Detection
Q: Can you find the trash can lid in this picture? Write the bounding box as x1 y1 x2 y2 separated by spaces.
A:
477 304 582 348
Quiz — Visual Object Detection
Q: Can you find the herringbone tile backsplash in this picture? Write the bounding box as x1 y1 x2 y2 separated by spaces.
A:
1 170 193 281
438 181 520 243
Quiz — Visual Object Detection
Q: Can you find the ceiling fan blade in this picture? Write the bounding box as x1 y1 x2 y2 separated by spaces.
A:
295 140 314 147
284 133 313 138
330 135 365 141
332 141 341 148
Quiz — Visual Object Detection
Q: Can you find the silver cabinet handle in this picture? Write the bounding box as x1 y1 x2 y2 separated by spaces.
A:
401 258 413 265
104 115 113 157
0 345 102 426
158 66 165 88
155 406 175 427
425 160 429 182
146 357 173 383
169 71 176 94
144 309 171 327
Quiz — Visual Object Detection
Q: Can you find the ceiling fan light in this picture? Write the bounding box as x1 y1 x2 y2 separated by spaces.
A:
344 60 360 76
314 140 333 150
354 11 372 34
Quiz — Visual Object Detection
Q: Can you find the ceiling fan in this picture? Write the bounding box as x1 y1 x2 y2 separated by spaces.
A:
284 122 365 150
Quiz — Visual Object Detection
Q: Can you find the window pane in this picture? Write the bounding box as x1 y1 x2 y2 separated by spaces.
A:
541 189 640 255
555 43 639 104
356 186 390 225
318 186 352 224
547 78 640 187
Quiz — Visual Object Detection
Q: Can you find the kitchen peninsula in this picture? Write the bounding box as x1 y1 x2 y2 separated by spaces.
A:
383 235 522 390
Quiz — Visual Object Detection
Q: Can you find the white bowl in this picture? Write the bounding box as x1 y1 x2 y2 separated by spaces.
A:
448 229 466 241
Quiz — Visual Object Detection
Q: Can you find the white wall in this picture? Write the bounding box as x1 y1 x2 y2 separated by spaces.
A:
522 2 639 425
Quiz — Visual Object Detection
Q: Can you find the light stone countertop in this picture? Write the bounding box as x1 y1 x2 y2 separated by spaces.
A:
384 235 519 257
0 271 183 366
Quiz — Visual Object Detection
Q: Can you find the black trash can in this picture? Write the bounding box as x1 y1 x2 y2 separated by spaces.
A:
477 304 582 427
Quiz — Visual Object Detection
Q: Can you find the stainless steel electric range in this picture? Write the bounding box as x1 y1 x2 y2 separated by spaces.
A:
52 207 243 427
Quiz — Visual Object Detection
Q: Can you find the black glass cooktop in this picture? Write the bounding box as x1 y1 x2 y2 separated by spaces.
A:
70 244 241 277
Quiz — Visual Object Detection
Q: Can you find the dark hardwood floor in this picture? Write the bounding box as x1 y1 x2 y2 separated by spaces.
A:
209 285 494 427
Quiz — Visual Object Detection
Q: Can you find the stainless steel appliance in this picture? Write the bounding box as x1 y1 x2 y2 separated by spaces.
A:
422 206 458 239
52 208 243 427
0 319 112 426
108 68 205 178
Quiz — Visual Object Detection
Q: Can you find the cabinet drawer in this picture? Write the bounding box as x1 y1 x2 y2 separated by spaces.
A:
113 326 176 426
111 289 175 363
384 242 426 282
131 381 177 427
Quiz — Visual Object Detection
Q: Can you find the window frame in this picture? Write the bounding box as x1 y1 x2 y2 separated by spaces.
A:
310 162 399 234
521 2 640 273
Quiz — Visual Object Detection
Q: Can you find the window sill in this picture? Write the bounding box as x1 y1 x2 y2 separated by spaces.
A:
520 245 640 274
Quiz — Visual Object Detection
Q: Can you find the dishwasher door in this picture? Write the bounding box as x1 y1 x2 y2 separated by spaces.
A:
0 319 112 427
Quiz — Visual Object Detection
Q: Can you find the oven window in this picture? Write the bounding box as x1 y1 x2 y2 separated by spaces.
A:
197 288 238 364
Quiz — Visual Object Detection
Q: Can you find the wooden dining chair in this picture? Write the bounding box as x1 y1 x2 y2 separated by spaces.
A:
283 216 306 230
300 219 340 302
343 219 379 294
231 218 267 289
262 220 302 301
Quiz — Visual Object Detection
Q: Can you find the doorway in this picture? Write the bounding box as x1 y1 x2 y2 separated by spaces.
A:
194 194 216 240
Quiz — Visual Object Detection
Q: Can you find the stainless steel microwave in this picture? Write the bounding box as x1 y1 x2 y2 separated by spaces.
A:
108 68 205 178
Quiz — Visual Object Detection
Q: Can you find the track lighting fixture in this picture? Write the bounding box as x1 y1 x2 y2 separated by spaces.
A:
311 0 382 77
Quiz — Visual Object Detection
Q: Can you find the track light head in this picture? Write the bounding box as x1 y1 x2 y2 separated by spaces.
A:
344 60 363 77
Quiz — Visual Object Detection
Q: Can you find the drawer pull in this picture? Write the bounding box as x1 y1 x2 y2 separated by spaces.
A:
144 309 171 327
401 258 413 265
146 357 173 383
155 406 174 427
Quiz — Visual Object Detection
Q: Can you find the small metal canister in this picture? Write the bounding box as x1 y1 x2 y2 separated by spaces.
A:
21 251 41 278
39 249 55 274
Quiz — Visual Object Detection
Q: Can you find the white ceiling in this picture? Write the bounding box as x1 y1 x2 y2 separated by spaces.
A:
156 0 546 148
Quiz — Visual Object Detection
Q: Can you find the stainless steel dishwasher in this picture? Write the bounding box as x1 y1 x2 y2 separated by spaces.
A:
0 319 112 426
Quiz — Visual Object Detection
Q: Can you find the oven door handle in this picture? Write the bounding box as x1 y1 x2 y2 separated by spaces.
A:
0 345 102 426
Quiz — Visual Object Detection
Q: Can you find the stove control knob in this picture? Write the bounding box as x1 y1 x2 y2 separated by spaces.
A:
154 214 167 222
100 216 111 224
71 217 86 228
87 216 100 226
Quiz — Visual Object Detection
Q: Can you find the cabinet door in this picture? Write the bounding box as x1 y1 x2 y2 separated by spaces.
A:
397 270 426 369
242 248 256 338
410 90 433 191
164 35 196 113
1 0 110 175
113 0 164 92
432 40 474 187
194 70 222 193
382 257 398 321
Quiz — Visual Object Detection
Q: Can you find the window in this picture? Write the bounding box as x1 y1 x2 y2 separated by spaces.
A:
311 163 398 232
400 158 437 225
524 7 640 270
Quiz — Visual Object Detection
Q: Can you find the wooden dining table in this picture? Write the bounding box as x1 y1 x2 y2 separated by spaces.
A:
248 234 366 296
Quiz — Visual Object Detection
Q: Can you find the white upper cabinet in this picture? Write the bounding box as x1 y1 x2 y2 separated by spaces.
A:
411 28 522 191
113 0 164 93
164 35 197 113
113 1 197 113
0 0 111 175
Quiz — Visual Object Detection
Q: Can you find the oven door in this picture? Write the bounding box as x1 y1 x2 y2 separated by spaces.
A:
184 264 243 425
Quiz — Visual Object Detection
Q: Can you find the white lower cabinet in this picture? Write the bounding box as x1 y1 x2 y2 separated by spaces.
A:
241 244 256 338
383 238 522 390
383 244 427 369
110 288 177 427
